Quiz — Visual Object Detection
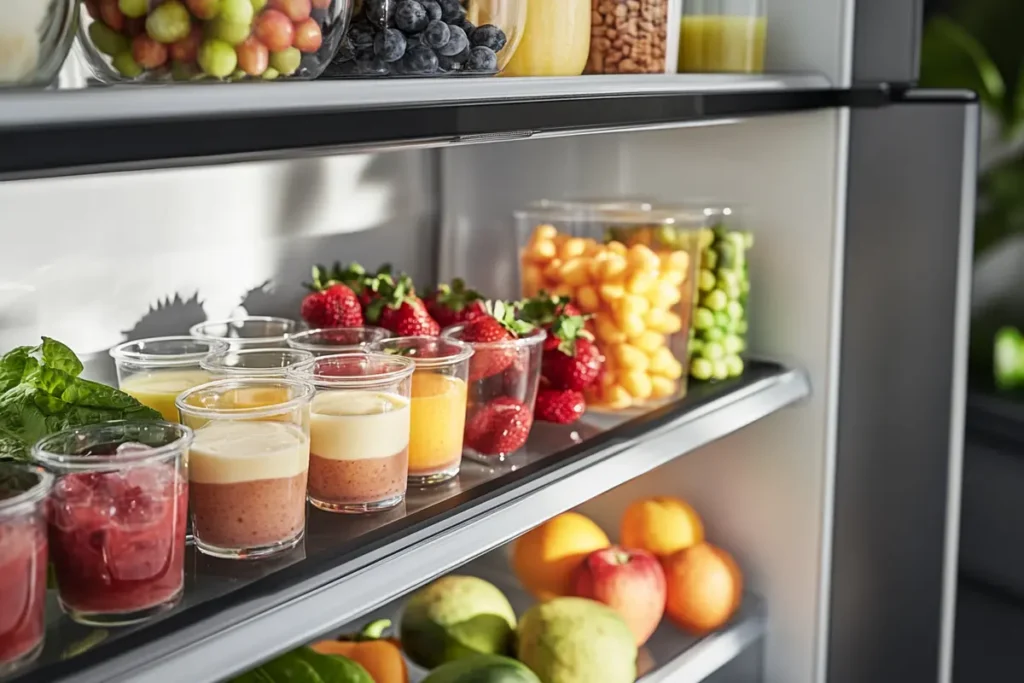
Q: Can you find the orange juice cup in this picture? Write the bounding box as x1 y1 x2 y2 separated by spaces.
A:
372 337 473 486
110 337 229 422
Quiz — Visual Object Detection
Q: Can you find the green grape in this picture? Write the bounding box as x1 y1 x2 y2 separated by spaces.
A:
198 39 238 77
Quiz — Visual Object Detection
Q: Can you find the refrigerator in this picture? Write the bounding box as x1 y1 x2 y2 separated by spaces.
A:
0 0 974 681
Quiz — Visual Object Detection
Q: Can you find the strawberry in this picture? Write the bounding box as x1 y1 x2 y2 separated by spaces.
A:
461 300 536 381
464 396 533 455
519 292 583 328
300 265 364 328
332 262 395 313
522 294 604 392
425 278 487 329
534 388 586 424
367 272 440 336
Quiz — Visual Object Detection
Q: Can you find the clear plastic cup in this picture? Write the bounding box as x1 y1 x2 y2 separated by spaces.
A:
33 421 191 626
201 348 315 379
176 379 314 560
190 317 302 350
287 327 392 355
288 352 414 513
0 464 52 673
441 325 546 461
371 337 473 485
110 337 229 422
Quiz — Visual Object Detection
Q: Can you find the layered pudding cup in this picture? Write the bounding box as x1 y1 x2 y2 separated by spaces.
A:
110 336 229 422
176 378 314 560
441 325 546 462
288 352 414 513
190 317 303 351
371 336 473 486
0 464 52 673
33 421 191 626
201 348 315 379
286 327 392 356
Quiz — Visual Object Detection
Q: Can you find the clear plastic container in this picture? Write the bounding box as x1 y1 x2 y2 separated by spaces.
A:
688 206 751 382
515 201 701 411
440 323 545 460
286 326 391 355
176 378 314 559
288 352 414 513
33 421 191 625
678 0 765 73
371 336 472 485
201 348 314 378
77 0 352 82
1 0 76 87
585 0 672 74
190 316 301 351
324 0 524 77
501 0 589 76
0 464 52 673
110 336 229 422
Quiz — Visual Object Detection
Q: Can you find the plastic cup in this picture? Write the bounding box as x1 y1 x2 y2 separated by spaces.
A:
33 421 191 626
190 317 302 350
110 336 229 422
441 325 546 461
176 378 314 560
288 352 414 513
201 348 315 379
286 327 392 355
371 336 473 485
0 464 52 673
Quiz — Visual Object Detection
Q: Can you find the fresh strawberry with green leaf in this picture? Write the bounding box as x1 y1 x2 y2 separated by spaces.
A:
519 292 583 329
521 294 604 391
300 265 364 328
367 272 440 337
425 278 487 329
464 396 533 455
534 388 586 424
460 300 536 381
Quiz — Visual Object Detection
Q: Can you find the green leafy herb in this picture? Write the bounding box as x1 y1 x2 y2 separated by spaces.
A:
0 337 162 461
231 647 373 683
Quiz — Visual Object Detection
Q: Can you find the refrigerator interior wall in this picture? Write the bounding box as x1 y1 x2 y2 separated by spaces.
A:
440 109 845 683
0 152 439 382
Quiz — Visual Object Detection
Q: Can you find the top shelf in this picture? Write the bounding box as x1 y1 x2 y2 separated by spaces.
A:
0 74 864 181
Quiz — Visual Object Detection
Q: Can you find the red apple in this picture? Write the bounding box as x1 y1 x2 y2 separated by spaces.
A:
570 545 667 646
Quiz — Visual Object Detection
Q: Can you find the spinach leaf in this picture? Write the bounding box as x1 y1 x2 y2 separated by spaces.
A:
0 338 162 461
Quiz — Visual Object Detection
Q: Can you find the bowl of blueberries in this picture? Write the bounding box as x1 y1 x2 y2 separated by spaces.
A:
324 0 524 77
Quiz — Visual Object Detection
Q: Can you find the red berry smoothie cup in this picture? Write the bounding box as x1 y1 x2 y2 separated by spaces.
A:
33 421 191 626
287 327 392 356
288 352 414 513
0 464 52 674
441 325 545 462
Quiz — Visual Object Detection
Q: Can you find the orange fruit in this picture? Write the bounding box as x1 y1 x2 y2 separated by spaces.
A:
620 496 704 558
512 512 611 601
663 542 743 634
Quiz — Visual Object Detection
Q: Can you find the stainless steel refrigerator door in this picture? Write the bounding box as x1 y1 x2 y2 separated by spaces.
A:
852 0 924 84
827 95 977 683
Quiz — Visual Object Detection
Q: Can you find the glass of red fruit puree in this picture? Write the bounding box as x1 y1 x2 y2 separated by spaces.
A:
0 464 52 673
32 421 192 626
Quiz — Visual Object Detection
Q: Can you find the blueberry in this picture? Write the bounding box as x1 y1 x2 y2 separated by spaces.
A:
422 19 450 49
470 24 506 52
421 0 442 21
354 55 389 75
374 28 407 62
466 45 497 72
437 24 468 56
437 51 464 72
453 16 474 38
365 0 395 27
348 23 375 50
437 0 461 21
395 0 428 33
403 45 439 74
405 32 423 48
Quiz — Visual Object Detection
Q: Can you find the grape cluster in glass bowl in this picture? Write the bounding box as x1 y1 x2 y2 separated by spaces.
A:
325 0 507 77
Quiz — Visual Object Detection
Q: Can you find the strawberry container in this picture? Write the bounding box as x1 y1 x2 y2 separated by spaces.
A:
515 200 702 412
77 0 352 82
322 0 525 78
441 323 545 462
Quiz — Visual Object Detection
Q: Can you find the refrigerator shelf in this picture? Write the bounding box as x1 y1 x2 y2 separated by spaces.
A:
0 74 862 181
338 550 766 683
4 360 807 683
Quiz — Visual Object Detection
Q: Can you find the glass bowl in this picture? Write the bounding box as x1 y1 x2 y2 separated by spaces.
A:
77 0 353 82
1 0 76 87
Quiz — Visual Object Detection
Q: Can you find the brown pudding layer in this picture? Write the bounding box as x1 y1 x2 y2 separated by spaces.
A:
190 472 307 549
308 450 408 504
